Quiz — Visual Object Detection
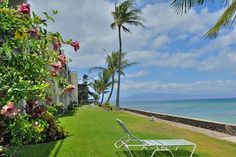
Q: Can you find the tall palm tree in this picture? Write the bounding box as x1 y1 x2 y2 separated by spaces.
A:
171 0 235 38
111 0 144 108
90 70 112 105
89 51 135 103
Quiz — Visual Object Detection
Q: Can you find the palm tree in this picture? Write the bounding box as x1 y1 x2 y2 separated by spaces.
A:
171 0 235 38
89 51 135 103
111 0 144 108
90 70 112 105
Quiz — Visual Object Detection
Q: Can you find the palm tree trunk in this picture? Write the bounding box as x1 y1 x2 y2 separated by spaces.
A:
101 92 105 105
106 73 115 102
116 26 122 108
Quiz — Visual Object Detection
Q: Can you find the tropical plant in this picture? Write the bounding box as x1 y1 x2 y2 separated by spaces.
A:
0 0 77 106
89 51 135 103
0 0 79 148
102 102 113 111
6 115 48 145
171 0 235 38
38 112 66 142
90 70 112 105
111 0 144 107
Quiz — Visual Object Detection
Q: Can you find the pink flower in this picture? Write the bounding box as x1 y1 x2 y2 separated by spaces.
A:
1 102 18 117
18 3 30 14
51 61 62 72
70 41 80 52
58 53 67 66
64 85 75 93
53 41 61 51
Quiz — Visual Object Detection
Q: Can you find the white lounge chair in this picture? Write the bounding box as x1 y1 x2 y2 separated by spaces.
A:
114 119 196 157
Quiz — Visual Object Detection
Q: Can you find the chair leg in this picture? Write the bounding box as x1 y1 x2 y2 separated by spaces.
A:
166 148 175 157
151 148 158 157
190 145 196 157
124 145 134 157
175 146 178 151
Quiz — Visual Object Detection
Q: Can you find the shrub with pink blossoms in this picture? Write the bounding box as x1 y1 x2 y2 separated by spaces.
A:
0 102 18 117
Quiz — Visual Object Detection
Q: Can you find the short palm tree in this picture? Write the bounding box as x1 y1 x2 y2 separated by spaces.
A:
89 51 135 103
171 0 235 38
111 0 144 108
90 70 112 105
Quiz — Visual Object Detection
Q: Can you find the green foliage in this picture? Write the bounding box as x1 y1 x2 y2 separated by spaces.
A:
39 112 66 142
67 101 78 112
102 102 113 111
54 103 64 115
0 145 7 157
46 105 58 116
6 115 48 145
78 83 89 105
0 0 72 105
0 0 76 150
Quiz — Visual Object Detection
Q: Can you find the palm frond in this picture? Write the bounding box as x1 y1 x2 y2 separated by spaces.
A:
171 0 229 14
206 0 236 38
122 25 131 33
110 22 117 29
89 67 106 73
121 62 137 69
119 70 126 77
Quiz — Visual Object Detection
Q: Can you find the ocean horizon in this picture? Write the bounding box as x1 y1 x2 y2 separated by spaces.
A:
121 98 236 125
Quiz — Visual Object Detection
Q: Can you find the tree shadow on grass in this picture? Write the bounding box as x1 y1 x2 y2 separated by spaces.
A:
11 141 57 157
11 138 67 157
59 109 77 118
116 149 199 157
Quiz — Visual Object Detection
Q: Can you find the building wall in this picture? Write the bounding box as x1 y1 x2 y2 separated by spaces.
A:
70 72 79 103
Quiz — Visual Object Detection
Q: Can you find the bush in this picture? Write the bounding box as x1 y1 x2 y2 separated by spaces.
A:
5 115 48 145
67 101 78 112
39 112 66 142
46 105 58 116
0 145 7 157
102 102 113 111
54 103 64 115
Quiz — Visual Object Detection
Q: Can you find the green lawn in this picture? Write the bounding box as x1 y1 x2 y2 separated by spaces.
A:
14 107 236 157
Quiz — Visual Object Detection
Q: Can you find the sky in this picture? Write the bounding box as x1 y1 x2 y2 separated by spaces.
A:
29 0 236 99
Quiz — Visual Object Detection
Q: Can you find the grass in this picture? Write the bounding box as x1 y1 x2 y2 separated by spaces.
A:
14 107 236 157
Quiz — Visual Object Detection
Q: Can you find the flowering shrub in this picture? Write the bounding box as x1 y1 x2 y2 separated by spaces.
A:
0 0 79 106
0 0 79 147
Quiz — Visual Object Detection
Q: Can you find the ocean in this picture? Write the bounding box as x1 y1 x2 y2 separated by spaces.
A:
121 98 236 124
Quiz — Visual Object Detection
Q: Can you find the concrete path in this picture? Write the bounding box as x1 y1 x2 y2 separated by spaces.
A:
127 111 236 144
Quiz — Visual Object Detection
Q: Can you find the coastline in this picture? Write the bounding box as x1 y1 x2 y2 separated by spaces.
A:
121 107 236 136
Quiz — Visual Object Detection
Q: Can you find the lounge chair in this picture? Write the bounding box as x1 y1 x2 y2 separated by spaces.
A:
114 119 196 157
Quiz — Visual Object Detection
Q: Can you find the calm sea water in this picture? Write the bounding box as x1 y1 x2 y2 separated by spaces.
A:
121 98 236 124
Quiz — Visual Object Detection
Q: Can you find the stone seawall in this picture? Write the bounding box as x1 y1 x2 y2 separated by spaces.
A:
121 108 236 136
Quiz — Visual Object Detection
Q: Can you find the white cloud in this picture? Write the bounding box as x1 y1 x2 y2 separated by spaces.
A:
30 0 116 69
151 35 170 49
29 0 236 73
122 80 236 94
126 70 149 78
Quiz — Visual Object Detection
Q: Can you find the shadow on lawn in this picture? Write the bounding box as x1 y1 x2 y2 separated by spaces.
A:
59 109 77 118
116 150 198 157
